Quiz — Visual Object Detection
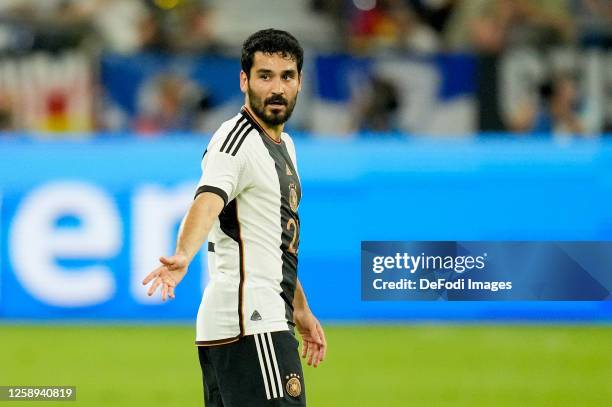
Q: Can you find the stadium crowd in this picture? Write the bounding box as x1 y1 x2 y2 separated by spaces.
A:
0 0 610 136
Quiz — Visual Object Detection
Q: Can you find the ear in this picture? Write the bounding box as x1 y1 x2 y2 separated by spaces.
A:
240 70 248 93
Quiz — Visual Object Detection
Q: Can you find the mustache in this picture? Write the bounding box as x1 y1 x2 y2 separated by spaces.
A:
265 96 287 105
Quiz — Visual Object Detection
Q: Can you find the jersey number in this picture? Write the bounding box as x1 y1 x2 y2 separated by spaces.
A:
286 218 299 254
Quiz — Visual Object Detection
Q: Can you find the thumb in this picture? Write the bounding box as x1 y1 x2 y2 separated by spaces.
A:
160 255 179 268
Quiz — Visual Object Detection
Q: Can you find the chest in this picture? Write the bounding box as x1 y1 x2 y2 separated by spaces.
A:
249 138 301 213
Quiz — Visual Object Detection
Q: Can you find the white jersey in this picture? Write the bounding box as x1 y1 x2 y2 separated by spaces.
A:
195 107 301 345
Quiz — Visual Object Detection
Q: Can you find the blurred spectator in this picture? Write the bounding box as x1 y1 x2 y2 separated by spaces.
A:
0 0 609 136
0 0 216 55
572 0 612 49
454 0 578 133
0 92 14 131
445 0 535 52
351 74 400 132
502 0 575 48
209 0 336 52
347 0 439 54
143 0 216 53
63 0 153 54
509 73 588 136
408 0 457 37
0 0 90 53
444 0 575 53
134 72 211 135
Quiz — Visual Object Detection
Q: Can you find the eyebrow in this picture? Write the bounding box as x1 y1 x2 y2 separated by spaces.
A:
255 69 297 75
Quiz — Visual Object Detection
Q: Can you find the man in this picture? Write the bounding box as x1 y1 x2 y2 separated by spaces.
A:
142 29 326 407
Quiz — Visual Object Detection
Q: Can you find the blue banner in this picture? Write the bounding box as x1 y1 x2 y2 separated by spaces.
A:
362 241 612 301
101 54 241 116
1 137 612 321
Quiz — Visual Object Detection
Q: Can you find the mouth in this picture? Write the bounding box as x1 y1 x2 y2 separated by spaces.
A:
267 103 286 108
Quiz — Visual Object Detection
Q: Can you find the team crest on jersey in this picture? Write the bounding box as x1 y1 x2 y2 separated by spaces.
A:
289 183 299 212
285 373 302 398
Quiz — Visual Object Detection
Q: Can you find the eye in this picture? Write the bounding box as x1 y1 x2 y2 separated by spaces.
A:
260 74 270 80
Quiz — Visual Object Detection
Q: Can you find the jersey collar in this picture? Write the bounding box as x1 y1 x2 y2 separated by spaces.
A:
240 106 282 145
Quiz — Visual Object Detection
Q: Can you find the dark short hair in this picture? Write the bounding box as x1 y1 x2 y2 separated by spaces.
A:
241 29 303 78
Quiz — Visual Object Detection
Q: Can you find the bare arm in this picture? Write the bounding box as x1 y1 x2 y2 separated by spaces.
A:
292 279 310 312
175 192 224 262
142 192 224 301
293 279 327 367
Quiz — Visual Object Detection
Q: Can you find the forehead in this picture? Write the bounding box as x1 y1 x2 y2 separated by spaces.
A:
251 51 298 72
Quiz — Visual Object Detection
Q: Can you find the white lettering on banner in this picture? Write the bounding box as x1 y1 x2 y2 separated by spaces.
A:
130 184 195 303
9 182 120 307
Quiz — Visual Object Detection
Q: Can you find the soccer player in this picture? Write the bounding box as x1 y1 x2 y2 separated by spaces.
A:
142 29 326 406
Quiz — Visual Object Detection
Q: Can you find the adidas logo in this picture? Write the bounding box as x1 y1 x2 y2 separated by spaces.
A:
286 164 293 176
250 310 262 321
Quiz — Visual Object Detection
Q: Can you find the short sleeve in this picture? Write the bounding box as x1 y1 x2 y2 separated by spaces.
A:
195 149 247 206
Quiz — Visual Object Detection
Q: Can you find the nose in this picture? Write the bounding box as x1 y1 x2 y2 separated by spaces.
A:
271 76 284 95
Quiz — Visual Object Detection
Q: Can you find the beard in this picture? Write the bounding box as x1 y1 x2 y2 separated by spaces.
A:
247 85 298 126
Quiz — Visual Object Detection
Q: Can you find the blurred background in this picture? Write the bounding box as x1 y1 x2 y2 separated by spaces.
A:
0 0 611 406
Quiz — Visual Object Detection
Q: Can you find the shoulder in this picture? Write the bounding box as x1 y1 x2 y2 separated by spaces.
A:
281 132 295 147
209 114 242 146
208 113 260 157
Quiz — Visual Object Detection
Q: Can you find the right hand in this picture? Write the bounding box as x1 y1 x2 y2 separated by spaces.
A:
142 254 189 301
293 308 327 368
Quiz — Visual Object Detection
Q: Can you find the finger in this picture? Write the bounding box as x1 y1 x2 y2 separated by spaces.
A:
308 343 318 366
313 344 322 367
313 348 322 367
317 323 327 346
316 324 327 362
314 345 325 367
142 269 160 285
310 324 323 346
316 344 325 367
168 285 175 300
161 282 168 302
301 340 309 359
161 275 176 287
147 277 162 296
306 342 315 366
305 342 312 365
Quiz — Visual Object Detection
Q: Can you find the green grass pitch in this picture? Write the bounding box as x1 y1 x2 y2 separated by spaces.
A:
0 324 610 406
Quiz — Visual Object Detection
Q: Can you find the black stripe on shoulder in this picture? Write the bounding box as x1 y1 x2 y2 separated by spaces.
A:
240 107 264 133
230 126 254 156
219 116 246 152
222 120 251 154
194 185 228 206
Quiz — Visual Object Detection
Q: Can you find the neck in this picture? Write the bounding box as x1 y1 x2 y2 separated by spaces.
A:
244 105 283 142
